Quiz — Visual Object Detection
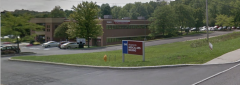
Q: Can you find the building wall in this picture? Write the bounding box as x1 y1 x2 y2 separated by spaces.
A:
101 19 150 46
30 18 150 46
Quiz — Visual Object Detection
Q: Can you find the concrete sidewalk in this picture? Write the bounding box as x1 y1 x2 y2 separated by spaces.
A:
205 49 240 64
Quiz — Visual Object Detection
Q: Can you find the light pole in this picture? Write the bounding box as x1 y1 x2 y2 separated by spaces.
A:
17 36 20 54
206 0 209 42
144 17 147 41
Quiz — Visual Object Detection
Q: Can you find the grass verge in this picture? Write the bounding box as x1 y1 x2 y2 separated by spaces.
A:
12 32 240 67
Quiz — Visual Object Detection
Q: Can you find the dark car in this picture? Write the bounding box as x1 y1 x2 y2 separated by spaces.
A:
58 41 68 49
237 27 240 29
222 26 227 30
1 46 21 54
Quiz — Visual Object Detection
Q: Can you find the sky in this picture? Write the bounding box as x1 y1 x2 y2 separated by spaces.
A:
0 0 173 12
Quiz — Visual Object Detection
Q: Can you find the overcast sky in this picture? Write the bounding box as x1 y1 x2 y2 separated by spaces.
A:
0 0 173 12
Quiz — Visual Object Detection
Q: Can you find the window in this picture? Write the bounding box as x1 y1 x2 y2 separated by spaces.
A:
47 25 50 28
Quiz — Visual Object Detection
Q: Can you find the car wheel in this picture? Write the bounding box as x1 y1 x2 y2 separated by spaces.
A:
67 46 71 49
47 45 50 48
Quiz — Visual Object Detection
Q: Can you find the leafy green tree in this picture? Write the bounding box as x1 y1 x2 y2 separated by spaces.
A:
1 12 44 37
193 8 204 32
54 22 70 39
174 4 195 34
50 6 66 18
69 1 103 48
215 14 234 26
119 9 129 19
111 6 122 19
148 5 177 38
64 10 73 18
143 3 154 19
1 12 44 44
123 3 134 12
130 2 148 19
100 3 111 18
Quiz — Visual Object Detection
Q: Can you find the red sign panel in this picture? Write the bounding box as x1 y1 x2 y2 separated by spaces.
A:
128 41 143 55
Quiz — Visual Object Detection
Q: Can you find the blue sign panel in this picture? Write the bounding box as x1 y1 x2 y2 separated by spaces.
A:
122 41 128 54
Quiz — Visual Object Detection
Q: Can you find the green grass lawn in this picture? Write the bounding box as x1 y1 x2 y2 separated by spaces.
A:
12 32 240 67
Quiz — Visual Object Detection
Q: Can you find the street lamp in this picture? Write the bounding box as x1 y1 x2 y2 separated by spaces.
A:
17 36 20 54
144 17 147 41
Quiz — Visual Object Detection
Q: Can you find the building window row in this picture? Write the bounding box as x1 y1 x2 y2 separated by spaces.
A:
106 25 148 29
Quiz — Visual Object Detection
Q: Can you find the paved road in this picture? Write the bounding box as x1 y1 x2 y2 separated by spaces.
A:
198 63 240 85
19 30 240 56
1 57 240 85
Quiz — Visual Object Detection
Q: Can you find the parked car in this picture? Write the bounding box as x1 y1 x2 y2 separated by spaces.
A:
222 26 227 30
218 27 223 30
200 27 206 31
227 26 231 30
190 27 198 31
33 42 41 45
237 27 240 29
58 41 69 49
213 26 219 31
61 42 79 49
42 41 59 48
1 45 21 54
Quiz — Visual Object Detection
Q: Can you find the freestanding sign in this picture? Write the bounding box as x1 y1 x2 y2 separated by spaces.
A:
122 40 145 62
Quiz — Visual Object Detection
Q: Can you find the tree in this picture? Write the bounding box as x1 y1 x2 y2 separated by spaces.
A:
123 3 134 12
54 22 70 39
69 1 103 48
1 12 44 38
193 8 204 32
50 6 66 18
143 3 154 19
111 6 122 19
174 4 195 34
215 14 234 26
130 2 148 19
1 12 44 51
119 9 129 19
64 10 73 18
100 3 111 18
148 5 177 38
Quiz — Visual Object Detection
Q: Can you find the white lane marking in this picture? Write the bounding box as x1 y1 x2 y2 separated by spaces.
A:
192 62 240 85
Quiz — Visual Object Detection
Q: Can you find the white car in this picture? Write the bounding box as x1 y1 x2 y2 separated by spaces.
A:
61 42 79 49
200 27 206 31
218 27 223 30
42 41 59 48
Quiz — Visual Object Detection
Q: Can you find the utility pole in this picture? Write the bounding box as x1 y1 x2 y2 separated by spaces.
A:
145 17 147 41
206 0 209 42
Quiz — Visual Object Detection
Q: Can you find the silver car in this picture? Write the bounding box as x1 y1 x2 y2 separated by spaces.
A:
42 41 59 48
61 42 79 49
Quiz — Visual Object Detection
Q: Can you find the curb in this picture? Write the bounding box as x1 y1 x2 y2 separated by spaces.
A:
2 52 36 57
8 58 240 69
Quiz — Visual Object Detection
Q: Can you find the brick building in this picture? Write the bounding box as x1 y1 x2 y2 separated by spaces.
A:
30 17 150 46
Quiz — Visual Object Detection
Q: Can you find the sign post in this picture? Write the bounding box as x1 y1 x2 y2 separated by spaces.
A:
122 40 145 62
